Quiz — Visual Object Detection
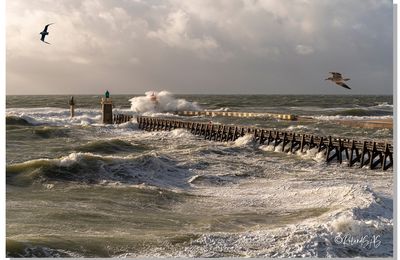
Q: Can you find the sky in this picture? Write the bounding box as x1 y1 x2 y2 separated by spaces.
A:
6 0 394 95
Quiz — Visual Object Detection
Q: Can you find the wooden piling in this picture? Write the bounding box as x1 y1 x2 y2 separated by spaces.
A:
69 96 75 118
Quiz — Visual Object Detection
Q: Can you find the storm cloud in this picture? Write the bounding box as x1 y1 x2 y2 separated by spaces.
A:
6 0 393 95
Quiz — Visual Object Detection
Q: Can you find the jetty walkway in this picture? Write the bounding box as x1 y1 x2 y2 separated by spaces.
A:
131 116 393 171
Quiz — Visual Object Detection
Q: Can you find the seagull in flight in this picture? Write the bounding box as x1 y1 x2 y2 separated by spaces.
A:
40 23 54 44
325 72 351 89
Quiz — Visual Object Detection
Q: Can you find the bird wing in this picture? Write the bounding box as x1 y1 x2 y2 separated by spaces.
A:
40 38 50 44
330 72 344 81
337 82 351 89
43 23 54 32
329 72 342 77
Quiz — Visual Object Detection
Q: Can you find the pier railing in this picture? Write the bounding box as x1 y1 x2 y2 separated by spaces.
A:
135 116 393 171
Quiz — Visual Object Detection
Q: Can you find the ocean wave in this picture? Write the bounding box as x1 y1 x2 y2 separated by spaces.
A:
205 107 230 112
286 125 316 131
6 116 33 126
186 185 391 257
33 126 70 138
232 134 254 147
188 174 237 186
75 139 147 154
329 108 391 117
6 107 103 126
169 129 196 139
6 152 192 188
108 184 391 258
6 240 82 258
373 102 393 108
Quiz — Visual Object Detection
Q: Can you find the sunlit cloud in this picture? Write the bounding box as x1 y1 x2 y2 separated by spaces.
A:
6 0 393 95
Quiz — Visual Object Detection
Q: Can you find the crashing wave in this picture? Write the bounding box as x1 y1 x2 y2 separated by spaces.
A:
129 91 201 113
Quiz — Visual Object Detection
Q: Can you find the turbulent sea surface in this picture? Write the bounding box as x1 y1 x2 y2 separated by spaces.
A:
6 94 393 257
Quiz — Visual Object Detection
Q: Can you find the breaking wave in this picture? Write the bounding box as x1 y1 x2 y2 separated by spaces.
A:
330 108 391 117
33 126 70 138
6 152 192 188
6 108 103 126
6 116 33 126
75 139 146 154
129 91 201 113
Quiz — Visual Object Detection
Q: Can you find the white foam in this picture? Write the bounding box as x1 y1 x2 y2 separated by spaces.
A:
120 182 392 257
295 147 325 162
129 91 201 113
6 107 102 126
232 134 254 147
311 115 392 121
259 144 275 152
58 152 99 167
259 143 290 153
331 215 371 235
170 129 194 139
206 107 230 112
374 102 393 108
287 125 315 131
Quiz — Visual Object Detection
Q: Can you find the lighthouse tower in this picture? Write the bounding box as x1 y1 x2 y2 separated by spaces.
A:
150 92 157 102
149 92 159 111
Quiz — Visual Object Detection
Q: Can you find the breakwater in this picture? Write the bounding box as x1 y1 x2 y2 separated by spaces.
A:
135 116 393 171
176 110 296 120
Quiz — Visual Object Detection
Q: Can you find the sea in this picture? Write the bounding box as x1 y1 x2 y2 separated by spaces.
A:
6 93 394 257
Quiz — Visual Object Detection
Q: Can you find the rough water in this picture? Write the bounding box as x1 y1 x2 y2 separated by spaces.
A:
6 93 393 257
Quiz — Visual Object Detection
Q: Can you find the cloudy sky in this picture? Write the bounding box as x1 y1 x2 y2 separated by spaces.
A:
6 0 393 95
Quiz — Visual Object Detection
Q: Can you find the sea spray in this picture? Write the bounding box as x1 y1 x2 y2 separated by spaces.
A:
129 91 201 113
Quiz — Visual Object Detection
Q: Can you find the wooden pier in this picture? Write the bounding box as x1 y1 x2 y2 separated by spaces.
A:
134 116 393 171
113 113 134 124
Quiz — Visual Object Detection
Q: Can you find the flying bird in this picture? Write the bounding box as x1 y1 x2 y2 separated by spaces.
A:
325 72 351 89
40 23 54 44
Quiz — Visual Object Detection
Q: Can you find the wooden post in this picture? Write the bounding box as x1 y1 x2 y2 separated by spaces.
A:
360 141 370 168
326 136 336 163
240 127 245 137
209 125 214 140
349 140 356 167
281 132 287 152
370 142 383 170
382 143 393 171
267 131 272 145
290 133 297 153
69 96 75 118
273 131 280 150
300 134 305 152
309 135 315 149
317 137 324 153
337 139 343 164
260 130 265 144
101 91 113 124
